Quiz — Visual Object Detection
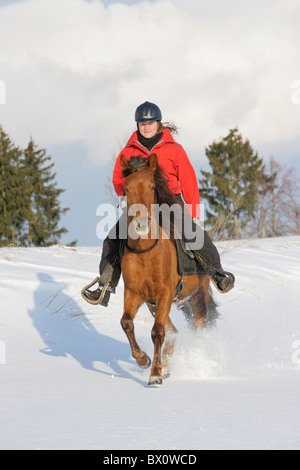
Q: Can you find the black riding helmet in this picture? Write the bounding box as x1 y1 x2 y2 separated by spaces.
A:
135 101 162 123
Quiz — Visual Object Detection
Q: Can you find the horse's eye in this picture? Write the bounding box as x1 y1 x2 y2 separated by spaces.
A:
125 187 129 193
151 186 155 191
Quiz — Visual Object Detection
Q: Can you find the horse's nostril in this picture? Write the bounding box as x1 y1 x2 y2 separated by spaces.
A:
133 216 151 235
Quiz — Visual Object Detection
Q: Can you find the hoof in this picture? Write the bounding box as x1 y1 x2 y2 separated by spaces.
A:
148 376 163 386
163 370 171 380
138 354 151 369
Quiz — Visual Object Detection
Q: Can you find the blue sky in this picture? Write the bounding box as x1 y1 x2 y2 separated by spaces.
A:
1 0 300 246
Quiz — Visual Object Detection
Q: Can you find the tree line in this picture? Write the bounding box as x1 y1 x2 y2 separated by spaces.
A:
199 127 300 240
1 125 299 247
0 126 69 247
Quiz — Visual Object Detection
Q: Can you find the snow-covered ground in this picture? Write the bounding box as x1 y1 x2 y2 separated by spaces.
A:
0 236 300 450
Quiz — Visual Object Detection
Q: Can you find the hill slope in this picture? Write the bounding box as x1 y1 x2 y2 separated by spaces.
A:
0 237 300 450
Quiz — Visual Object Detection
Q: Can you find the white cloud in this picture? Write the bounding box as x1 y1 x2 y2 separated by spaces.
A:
0 0 300 166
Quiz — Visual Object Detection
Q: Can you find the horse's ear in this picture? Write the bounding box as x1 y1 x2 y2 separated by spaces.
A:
148 154 157 172
120 154 129 171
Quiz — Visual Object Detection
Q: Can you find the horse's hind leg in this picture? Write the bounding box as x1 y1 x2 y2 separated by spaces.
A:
190 277 210 329
121 291 151 369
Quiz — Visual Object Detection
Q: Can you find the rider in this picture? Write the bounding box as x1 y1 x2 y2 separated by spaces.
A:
82 101 235 306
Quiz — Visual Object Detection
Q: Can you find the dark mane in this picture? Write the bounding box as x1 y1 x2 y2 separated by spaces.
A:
122 156 149 176
122 156 183 208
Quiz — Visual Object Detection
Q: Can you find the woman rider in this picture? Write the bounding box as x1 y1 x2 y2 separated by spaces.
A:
82 101 235 306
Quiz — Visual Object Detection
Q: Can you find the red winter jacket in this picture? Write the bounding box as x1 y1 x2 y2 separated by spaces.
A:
112 129 200 218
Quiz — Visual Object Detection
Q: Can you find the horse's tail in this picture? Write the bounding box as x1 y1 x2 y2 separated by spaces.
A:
177 286 220 329
206 287 220 328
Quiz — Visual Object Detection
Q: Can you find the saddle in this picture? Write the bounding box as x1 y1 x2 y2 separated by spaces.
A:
171 239 206 298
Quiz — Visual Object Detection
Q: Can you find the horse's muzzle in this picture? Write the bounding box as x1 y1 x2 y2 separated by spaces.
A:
132 216 152 236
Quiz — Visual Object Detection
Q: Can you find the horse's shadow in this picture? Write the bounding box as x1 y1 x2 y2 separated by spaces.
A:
28 273 147 387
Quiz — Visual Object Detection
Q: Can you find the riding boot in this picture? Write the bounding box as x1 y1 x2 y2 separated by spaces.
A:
82 281 116 307
193 253 235 293
81 226 122 306
203 261 235 293
81 256 121 306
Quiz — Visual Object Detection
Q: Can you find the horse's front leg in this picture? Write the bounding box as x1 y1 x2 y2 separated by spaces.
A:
146 303 178 380
121 290 151 369
148 294 174 385
161 317 178 379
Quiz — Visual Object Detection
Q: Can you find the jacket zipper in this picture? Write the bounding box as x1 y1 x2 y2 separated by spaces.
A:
132 139 166 155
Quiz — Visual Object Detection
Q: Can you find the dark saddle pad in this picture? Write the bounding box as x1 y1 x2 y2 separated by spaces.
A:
172 239 205 276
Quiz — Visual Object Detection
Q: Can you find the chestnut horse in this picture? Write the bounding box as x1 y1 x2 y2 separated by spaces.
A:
119 154 218 385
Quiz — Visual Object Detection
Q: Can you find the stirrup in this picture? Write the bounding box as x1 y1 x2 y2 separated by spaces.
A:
81 277 111 305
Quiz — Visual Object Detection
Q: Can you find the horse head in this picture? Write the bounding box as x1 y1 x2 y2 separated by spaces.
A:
120 155 158 238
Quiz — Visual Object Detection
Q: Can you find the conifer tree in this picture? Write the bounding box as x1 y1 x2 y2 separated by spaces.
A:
20 139 69 246
199 127 264 239
0 127 24 244
0 127 70 247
